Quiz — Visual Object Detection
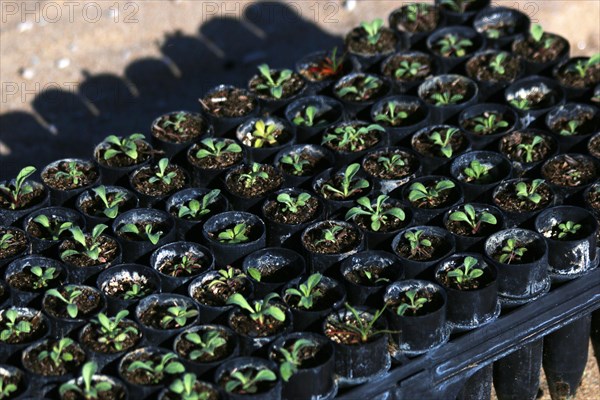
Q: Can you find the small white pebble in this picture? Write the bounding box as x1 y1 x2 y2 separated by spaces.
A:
56 58 70 69
18 22 33 32
20 67 35 80
577 41 586 50
343 0 357 11
0 141 11 156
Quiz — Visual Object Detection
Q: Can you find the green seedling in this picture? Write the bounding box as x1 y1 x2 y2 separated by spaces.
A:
449 204 497 234
0 308 31 341
374 102 408 126
126 352 185 385
118 223 163 245
489 52 508 75
160 305 198 329
123 284 149 300
557 220 581 239
238 163 269 189
430 91 464 106
463 160 491 182
217 223 249 244
346 195 405 231
314 225 344 246
515 179 545 204
285 273 323 310
529 24 555 49
408 180 455 206
184 331 227 361
46 286 83 319
559 120 581 136
276 192 312 214
195 138 242 159
447 256 483 284
292 106 318 127
361 18 384 45
226 293 286 326
279 154 310 176
336 76 382 100
38 338 76 367
256 64 293 99
0 377 17 399
516 135 544 163
571 53 600 78
396 290 428 316
440 0 475 13
498 238 528 264
161 112 187 133
93 310 139 352
54 161 85 186
323 123 385 152
510 97 531 110
436 34 473 57
177 189 220 220
321 163 369 199
102 133 146 161
59 362 112 399
32 214 74 241
277 339 317 382
394 60 423 79
60 224 109 262
250 119 280 148
30 265 59 290
429 128 459 158
404 230 433 259
0 166 36 210
92 186 127 219
472 113 509 135
224 366 277 394
328 303 392 343
148 158 177 185
377 154 406 171
169 373 211 400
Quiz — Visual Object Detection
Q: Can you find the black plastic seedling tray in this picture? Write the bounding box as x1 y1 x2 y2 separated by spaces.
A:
338 268 600 399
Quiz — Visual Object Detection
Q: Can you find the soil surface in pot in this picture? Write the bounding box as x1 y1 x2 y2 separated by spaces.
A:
249 71 305 100
0 228 28 259
344 264 394 286
226 165 283 199
23 340 85 376
499 132 552 163
363 150 417 180
152 113 206 143
543 155 597 187
466 52 521 82
346 26 397 55
549 111 597 136
0 184 45 211
263 195 319 225
131 165 186 197
44 287 103 319
95 139 152 168
0 311 45 344
7 266 62 292
413 128 467 158
188 140 244 170
383 54 433 82
556 61 600 88
303 223 360 254
421 78 471 105
42 161 98 190
396 233 449 261
102 275 155 300
80 321 140 354
200 88 256 118
230 308 287 337
157 253 208 278
512 34 567 63
59 236 119 267
175 330 234 362
494 182 552 212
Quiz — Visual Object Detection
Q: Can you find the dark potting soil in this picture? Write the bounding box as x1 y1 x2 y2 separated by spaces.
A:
23 340 85 376
162 383 220 400
0 310 45 344
466 52 521 82
43 287 102 319
102 276 154 300
230 310 286 338
59 236 119 267
62 382 126 400
421 78 471 105
248 71 305 100
549 112 597 136
396 234 449 261
239 126 291 148
391 289 443 316
499 132 552 163
95 140 152 168
344 264 394 286
354 203 407 233
7 266 61 292
120 351 170 385
116 220 170 242
200 88 257 118
346 27 397 55
512 34 567 63
587 189 600 210
219 366 277 395
382 54 434 82
193 274 250 307
556 62 600 89
80 321 140 354
139 302 195 330
42 161 98 190
542 155 597 187
152 113 206 143
438 265 494 291
375 102 426 127
318 174 369 201
284 282 341 311
175 330 233 362
225 165 283 199
0 228 28 259
393 4 439 32
413 128 467 158
263 196 319 225
278 150 330 177
158 253 207 277
0 184 45 210
188 141 244 170
494 181 552 212
335 76 386 103
589 135 600 158
363 151 417 180
79 192 136 218
303 223 360 254
131 165 186 197
461 112 512 135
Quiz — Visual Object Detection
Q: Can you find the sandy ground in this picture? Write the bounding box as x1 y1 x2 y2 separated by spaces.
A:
0 1 599 398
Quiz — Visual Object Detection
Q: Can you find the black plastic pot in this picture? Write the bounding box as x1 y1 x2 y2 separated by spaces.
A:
236 116 297 163
540 153 600 200
426 26 485 73
215 357 282 400
384 280 448 355
505 76 566 128
294 50 360 94
380 50 441 94
457 364 493 400
392 225 457 280
75 185 138 228
534 206 598 279
284 96 345 144
323 306 390 383
321 120 388 168
545 103 600 153
59 233 122 284
497 129 559 178
118 346 174 399
273 145 336 189
435 0 491 25
261 188 325 249
269 332 336 400
42 284 105 337
165 187 230 241
5 255 66 307
282 275 346 333
186 138 247 188
150 241 214 293
173 324 239 379
344 25 401 71
128 163 189 209
0 180 49 227
202 211 266 267
418 74 479 124
434 253 499 330
459 103 520 150
0 365 29 399
400 175 464 225
412 124 473 175
0 307 49 363
0 226 30 269
340 250 403 308
301 220 365 275
222 164 284 212
450 150 513 202
312 166 373 216
388 3 444 49
188 269 253 324
493 339 543 400
443 203 505 252
361 147 422 194
93 139 153 186
97 263 162 315
543 315 591 400
511 33 570 76
150 111 213 160
199 84 261 136
228 305 293 357
41 158 101 207
370 95 430 144
243 248 305 298
112 208 176 263
473 7 530 50
23 206 86 256
484 228 549 304
135 293 200 347
332 73 392 118
465 50 525 102
553 57 598 100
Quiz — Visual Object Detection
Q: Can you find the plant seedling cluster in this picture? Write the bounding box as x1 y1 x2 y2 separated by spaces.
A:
556 221 582 239
37 338 77 367
160 112 187 133
449 204 497 235
102 134 146 161
277 338 317 382
238 163 269 189
404 230 433 259
321 164 369 199
463 160 491 182
377 154 406 172
59 362 113 399
227 293 286 326
346 195 405 231
0 308 31 341
396 290 429 316
276 192 312 214
0 166 36 210
177 190 220 220
323 123 384 152
256 64 293 99
394 60 424 79
46 286 83 319
327 304 391 344
119 223 163 245
436 34 473 57
61 224 109 263
570 54 600 78
54 162 86 186
92 186 127 219
516 136 544 163
169 373 211 400
280 154 310 176
361 18 384 45
160 304 199 329
336 76 382 100
184 330 227 361
195 138 242 159
32 214 74 241
292 106 319 127
126 352 185 385
515 179 545 204
93 310 139 352
148 158 178 185
428 128 459 158
447 256 484 284
408 179 455 207
29 265 60 290
249 119 280 148
374 102 409 126
315 225 344 246
285 273 323 310
472 113 509 135
224 366 277 394
217 223 249 244
498 238 528 264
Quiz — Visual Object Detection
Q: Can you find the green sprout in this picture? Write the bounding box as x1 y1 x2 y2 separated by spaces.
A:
0 377 17 399
169 373 211 400
184 330 227 361
440 0 475 13
284 273 323 310
0 166 36 210
0 308 31 341
436 34 473 57
161 112 187 133
277 339 317 382
498 238 528 264
404 230 433 259
60 224 109 263
250 119 280 148
447 256 483 284
510 97 531 110
323 123 385 152
408 179 455 207
280 154 310 176
571 54 600 78
92 186 127 219
217 223 249 244
195 138 242 159
377 154 406 171
429 128 459 158
529 24 555 49
54 161 85 186
516 135 544 163
30 265 59 290
396 290 429 316
276 192 312 214
160 305 199 329
431 91 464 106
32 214 73 241
46 286 83 319
238 163 269 189
490 52 508 75
0 233 14 251
224 366 277 394
448 204 497 234
92 310 139 352
123 284 149 300
327 303 392 343
361 18 384 45
126 353 185 385
463 160 491 182
336 76 382 100
559 120 581 136
256 64 293 99
177 189 220 220
226 293 286 326
374 102 409 126
394 60 424 79
515 179 545 204
148 158 178 185
314 225 344 246
59 362 113 399
102 133 146 161
345 195 405 231
321 163 369 199
118 223 163 245
292 106 318 127
37 338 77 367
557 221 581 239
472 113 509 135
